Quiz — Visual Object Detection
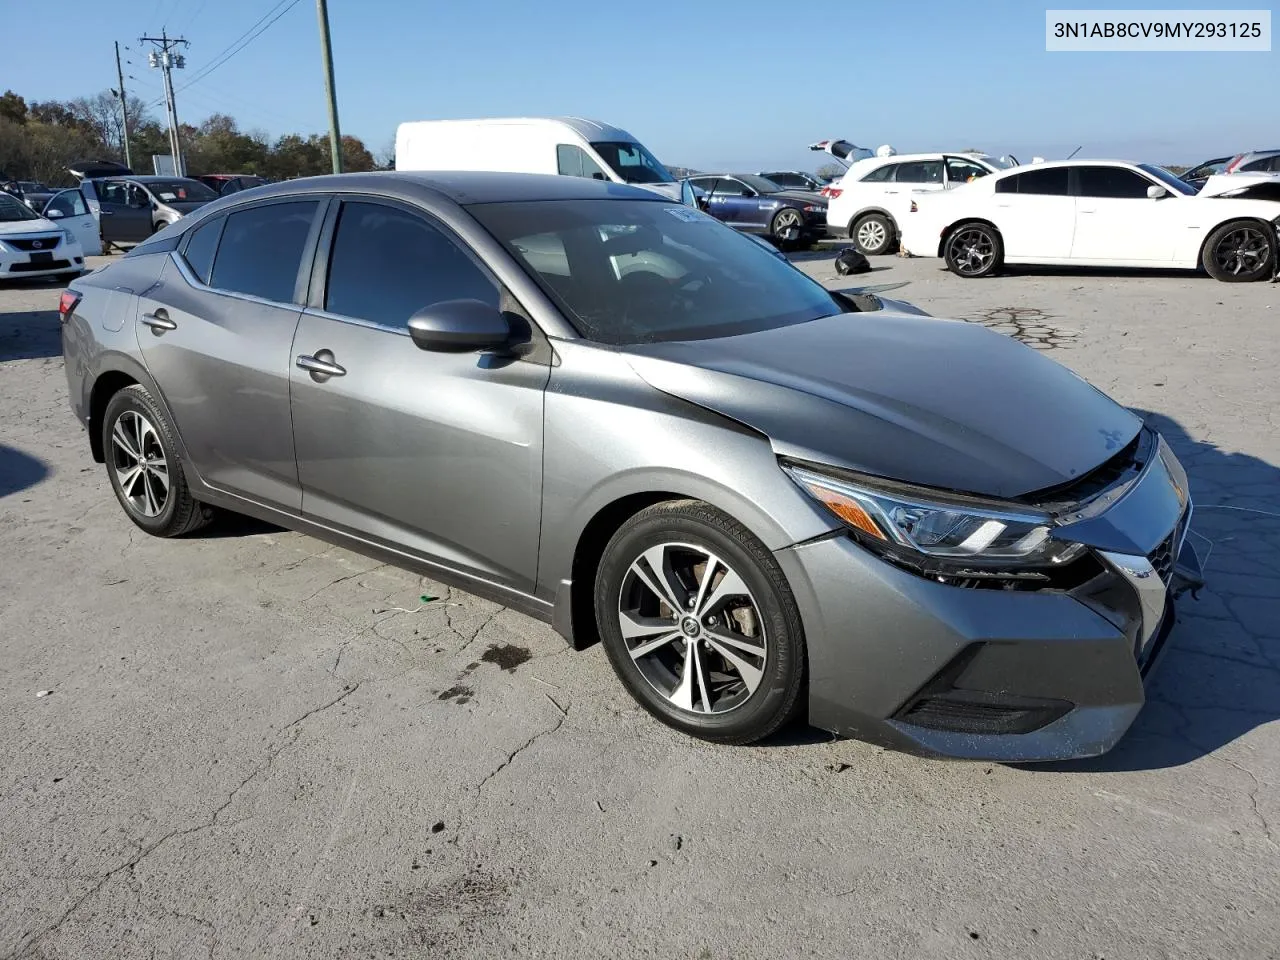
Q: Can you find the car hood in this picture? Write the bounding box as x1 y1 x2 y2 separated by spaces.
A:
0 217 59 236
622 311 1141 499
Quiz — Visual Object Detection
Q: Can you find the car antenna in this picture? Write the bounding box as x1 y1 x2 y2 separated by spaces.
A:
1065 145 1083 160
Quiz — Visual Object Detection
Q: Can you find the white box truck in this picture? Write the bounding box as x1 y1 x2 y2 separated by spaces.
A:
394 117 695 205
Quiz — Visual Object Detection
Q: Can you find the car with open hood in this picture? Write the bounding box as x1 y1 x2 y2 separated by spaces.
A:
59 171 1201 760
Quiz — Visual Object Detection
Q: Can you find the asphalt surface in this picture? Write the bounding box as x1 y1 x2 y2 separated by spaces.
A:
2 252 1278 960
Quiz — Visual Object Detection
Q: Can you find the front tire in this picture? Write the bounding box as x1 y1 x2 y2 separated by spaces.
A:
594 500 806 744
852 213 894 255
1202 220 1275 282
944 221 1003 278
103 385 213 537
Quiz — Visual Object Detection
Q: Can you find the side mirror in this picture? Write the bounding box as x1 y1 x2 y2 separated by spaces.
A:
1147 184 1168 199
46 208 66 219
407 299 510 352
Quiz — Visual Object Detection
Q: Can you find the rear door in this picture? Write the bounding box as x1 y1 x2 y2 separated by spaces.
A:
990 166 1074 259
96 180 151 243
289 198 550 593
43 189 102 256
1070 165 1176 262
134 198 323 509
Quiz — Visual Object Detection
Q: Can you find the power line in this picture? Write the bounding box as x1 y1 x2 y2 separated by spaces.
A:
176 0 303 93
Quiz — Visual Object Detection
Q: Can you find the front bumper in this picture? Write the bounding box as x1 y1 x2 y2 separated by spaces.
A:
778 437 1201 762
0 246 84 278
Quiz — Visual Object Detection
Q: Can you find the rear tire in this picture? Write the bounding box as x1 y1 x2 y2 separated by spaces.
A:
1201 220 1275 282
852 213 895 255
770 208 805 251
103 385 213 538
944 221 1003 278
594 500 806 745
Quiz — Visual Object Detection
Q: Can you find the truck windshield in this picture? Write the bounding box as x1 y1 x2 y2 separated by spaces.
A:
590 141 675 185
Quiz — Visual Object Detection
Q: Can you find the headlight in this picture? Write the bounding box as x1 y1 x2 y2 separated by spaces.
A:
59 230 75 246
802 204 826 213
784 464 1086 577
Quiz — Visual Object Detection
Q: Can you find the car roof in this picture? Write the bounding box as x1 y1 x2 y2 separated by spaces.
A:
221 170 665 206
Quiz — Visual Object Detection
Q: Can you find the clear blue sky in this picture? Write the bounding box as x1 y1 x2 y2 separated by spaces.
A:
5 0 1276 169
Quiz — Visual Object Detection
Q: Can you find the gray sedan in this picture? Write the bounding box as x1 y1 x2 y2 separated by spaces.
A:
59 172 1202 759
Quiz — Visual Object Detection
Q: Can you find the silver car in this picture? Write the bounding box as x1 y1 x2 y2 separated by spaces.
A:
59 172 1202 760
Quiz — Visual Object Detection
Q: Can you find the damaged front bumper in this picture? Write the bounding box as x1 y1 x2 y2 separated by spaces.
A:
778 429 1206 762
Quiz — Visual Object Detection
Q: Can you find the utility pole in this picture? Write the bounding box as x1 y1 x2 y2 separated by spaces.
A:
140 32 188 176
315 0 344 173
113 42 133 169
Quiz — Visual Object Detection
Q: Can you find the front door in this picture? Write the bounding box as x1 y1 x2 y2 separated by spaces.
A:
96 180 152 243
134 198 322 509
43 189 102 256
1070 166 1177 263
289 198 550 594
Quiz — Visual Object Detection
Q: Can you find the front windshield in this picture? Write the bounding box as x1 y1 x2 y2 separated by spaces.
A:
589 141 675 185
0 195 41 222
146 179 218 202
1138 163 1196 196
983 155 1016 170
472 199 841 345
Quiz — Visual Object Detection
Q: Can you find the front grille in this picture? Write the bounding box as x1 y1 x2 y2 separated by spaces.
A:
6 236 62 252
1149 531 1176 585
1148 511 1188 587
9 259 71 273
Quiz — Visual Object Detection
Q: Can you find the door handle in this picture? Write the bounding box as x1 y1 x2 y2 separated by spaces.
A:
140 310 177 333
296 350 346 381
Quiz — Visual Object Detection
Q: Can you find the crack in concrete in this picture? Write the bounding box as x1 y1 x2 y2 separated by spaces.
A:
474 710 567 801
300 564 387 604
1 683 361 960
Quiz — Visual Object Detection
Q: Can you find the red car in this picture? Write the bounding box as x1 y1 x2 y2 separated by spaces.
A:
193 174 269 197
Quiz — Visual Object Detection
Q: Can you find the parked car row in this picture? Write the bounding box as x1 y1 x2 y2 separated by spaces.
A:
686 174 828 248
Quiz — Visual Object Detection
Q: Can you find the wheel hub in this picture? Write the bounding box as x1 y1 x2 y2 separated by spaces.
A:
680 616 701 638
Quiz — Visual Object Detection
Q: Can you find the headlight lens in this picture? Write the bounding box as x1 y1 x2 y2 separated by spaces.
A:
59 230 75 246
785 464 1086 573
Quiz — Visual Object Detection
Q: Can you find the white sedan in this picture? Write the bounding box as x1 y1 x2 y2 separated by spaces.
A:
900 160 1280 282
0 192 87 282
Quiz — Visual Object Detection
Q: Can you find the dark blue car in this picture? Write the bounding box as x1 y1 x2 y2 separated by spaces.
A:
687 174 828 249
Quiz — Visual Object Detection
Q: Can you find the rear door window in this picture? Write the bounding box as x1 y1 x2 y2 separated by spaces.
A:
208 200 319 303
994 167 1070 195
892 161 943 184
1075 166 1152 199
323 200 498 329
859 163 895 182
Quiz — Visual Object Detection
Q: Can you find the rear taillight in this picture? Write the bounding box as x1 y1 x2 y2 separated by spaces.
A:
1224 155 1244 174
910 200 918 213
825 187 842 199
58 290 81 324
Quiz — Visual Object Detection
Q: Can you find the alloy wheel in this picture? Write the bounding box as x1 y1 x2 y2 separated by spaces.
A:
617 542 767 715
948 227 995 275
1213 226 1270 276
857 219 887 251
110 410 170 518
774 209 802 239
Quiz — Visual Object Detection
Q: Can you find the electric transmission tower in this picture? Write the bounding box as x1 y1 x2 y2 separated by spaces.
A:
140 32 189 176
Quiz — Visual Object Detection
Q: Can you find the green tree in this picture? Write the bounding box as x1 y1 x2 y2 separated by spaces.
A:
0 90 27 125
